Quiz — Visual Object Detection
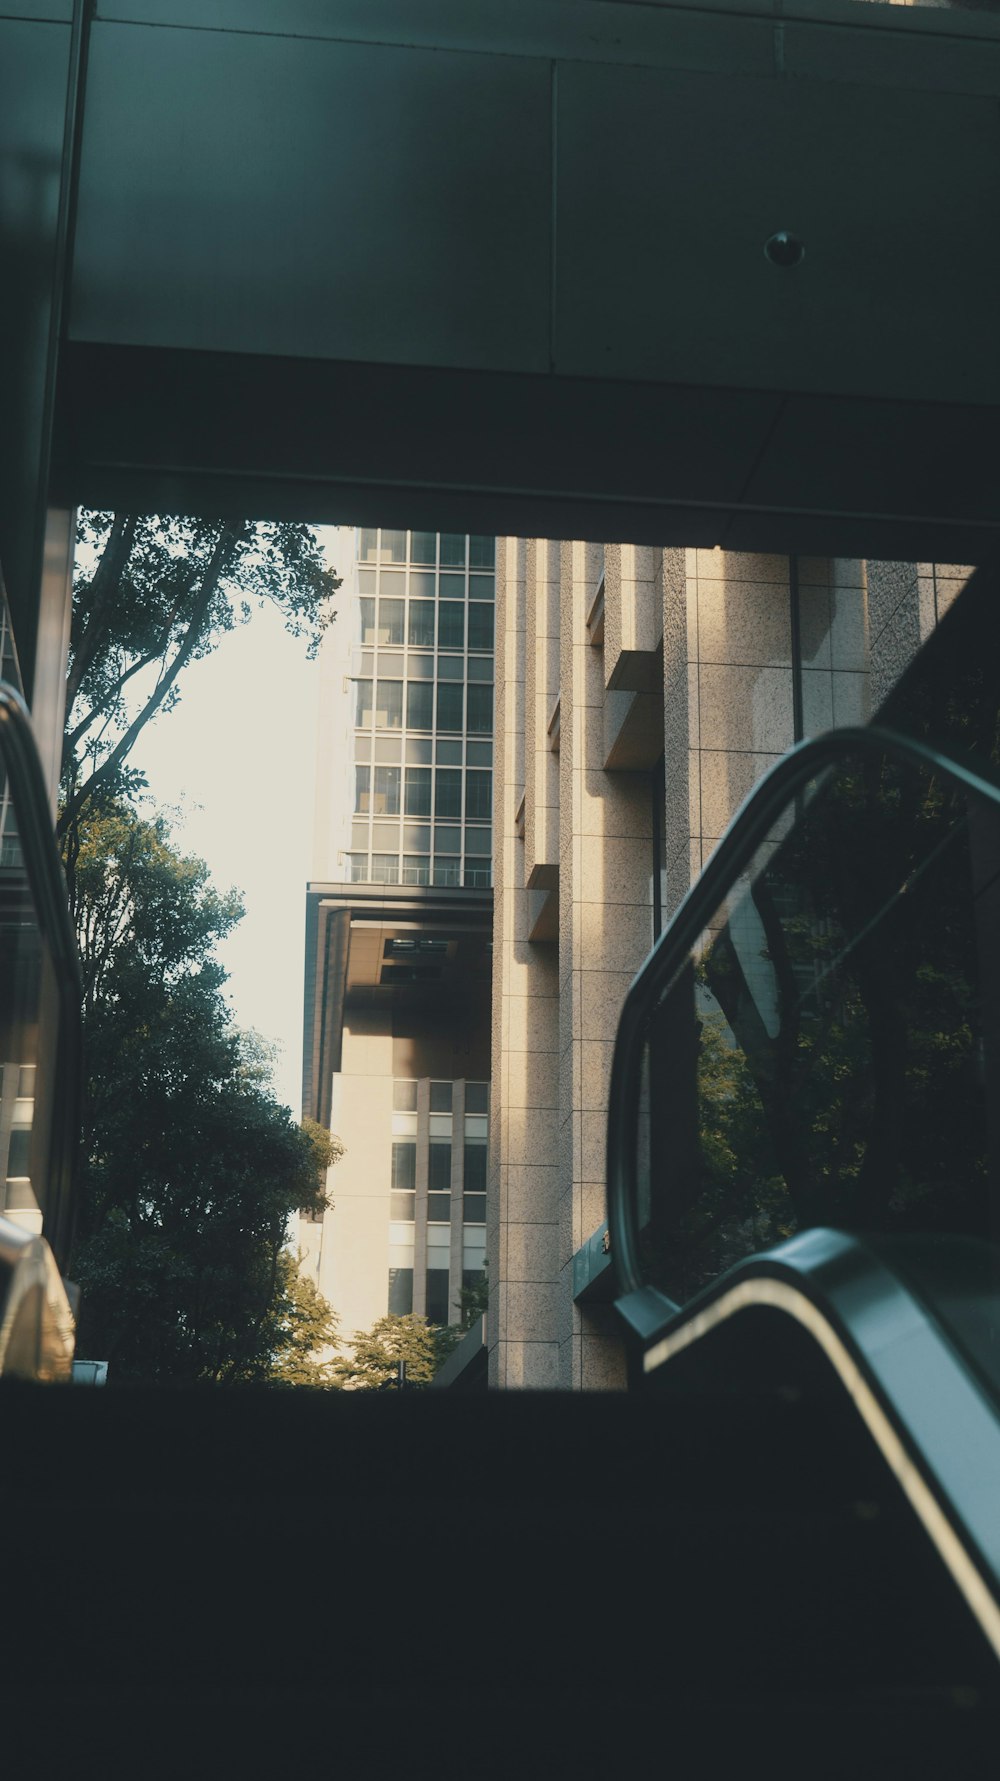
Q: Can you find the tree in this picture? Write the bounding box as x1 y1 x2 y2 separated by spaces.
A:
268 1254 342 1388
60 512 340 846
68 798 338 1383
330 1313 457 1390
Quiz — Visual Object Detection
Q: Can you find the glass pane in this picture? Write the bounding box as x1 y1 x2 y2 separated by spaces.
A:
407 682 433 731
469 573 495 600
465 1082 489 1114
463 1194 487 1223
358 597 375 644
635 747 1000 1310
359 528 378 562
390 1191 416 1220
391 1141 416 1191
430 1081 453 1112
434 826 461 855
358 569 376 594
433 861 460 887
469 535 495 569
355 766 370 812
467 685 493 735
464 827 491 856
436 684 463 734
355 680 373 728
380 529 406 563
373 766 401 815
428 1193 451 1222
370 853 399 883
410 531 437 566
435 770 462 822
375 680 403 728
378 599 404 646
405 768 432 817
429 1142 452 1191
468 605 494 652
402 856 430 885
408 601 435 648
409 571 435 600
466 772 492 821
393 1080 417 1112
388 1268 413 1315
463 1143 487 1193
440 534 466 568
438 603 465 651
426 1269 450 1324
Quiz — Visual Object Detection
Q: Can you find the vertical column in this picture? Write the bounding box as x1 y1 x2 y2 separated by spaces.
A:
490 538 560 1387
868 560 973 709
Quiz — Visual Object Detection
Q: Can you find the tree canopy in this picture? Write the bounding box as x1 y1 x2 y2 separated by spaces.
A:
69 799 340 1384
61 512 339 842
330 1313 458 1390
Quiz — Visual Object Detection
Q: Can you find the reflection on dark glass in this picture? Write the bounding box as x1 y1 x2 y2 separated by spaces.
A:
438 603 465 650
410 532 436 566
468 605 494 651
464 1143 487 1193
407 683 433 731
408 600 435 647
638 749 1000 1307
392 1141 416 1191
428 1193 451 1221
437 684 463 734
430 1081 453 1113
469 536 495 569
440 535 466 569
435 770 462 822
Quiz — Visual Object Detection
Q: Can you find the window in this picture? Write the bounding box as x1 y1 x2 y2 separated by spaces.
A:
393 1081 417 1112
428 1142 451 1191
402 856 430 884
465 772 492 821
469 573 494 600
465 1082 489 1114
348 854 368 882
380 529 406 563
392 1141 416 1191
464 1142 487 1194
433 860 460 886
467 685 493 735
435 769 462 821
370 853 399 883
428 1193 451 1222
464 827 491 856
373 766 400 815
464 864 492 887
408 600 435 647
437 683 463 733
355 766 371 813
404 768 431 816
425 1270 450 1324
463 1195 487 1223
407 682 433 731
438 603 464 651
355 680 373 728
378 599 404 646
391 1191 416 1220
358 597 376 643
467 605 494 651
388 1269 413 1315
470 535 495 568
430 1082 453 1113
359 528 378 562
375 679 403 728
440 533 466 568
410 531 436 566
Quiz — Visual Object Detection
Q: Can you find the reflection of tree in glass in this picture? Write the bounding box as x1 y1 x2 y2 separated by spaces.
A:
648 751 994 1308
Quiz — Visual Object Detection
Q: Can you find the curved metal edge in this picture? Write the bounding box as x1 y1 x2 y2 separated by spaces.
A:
0 1214 75 1384
606 723 1000 1299
0 681 83 1271
640 1228 1000 1667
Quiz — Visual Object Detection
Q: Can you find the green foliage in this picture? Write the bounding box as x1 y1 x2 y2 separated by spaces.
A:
61 512 340 839
456 1266 488 1331
67 798 338 1384
269 1254 341 1388
330 1313 456 1390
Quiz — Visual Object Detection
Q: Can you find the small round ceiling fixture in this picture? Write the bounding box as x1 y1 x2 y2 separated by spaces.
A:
764 231 805 268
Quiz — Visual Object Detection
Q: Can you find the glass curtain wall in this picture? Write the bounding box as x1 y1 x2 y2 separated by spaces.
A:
350 531 494 889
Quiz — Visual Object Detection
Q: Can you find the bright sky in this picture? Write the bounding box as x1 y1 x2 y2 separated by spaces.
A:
129 596 322 1116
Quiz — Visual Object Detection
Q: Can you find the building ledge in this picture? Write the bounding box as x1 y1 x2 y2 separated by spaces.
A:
572 1224 615 1304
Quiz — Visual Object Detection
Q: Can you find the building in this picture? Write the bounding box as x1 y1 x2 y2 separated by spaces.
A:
487 545 971 1388
299 527 495 1353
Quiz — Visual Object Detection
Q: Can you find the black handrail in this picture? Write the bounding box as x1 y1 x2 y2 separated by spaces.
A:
606 723 1000 1300
0 681 82 1268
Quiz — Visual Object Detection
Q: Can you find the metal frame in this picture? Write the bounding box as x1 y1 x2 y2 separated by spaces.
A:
0 681 82 1269
606 720 1000 1300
